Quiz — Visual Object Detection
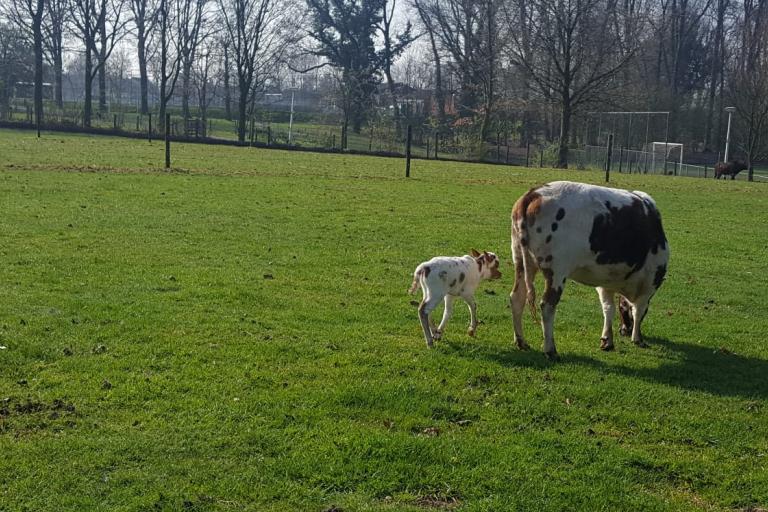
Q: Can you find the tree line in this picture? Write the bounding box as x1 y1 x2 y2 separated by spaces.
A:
1 0 768 169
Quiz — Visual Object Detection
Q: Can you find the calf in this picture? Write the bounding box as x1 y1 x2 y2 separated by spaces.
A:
714 160 748 180
409 250 502 347
510 181 669 360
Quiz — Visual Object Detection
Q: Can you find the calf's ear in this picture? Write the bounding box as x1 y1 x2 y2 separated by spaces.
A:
470 249 481 258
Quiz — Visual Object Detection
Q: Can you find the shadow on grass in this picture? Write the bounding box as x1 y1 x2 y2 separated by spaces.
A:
446 337 768 399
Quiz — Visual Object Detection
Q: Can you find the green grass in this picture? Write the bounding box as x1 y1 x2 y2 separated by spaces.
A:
1 129 767 511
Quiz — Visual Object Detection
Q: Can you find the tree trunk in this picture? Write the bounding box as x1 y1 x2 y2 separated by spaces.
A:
138 32 149 114
33 2 44 129
182 62 191 123
99 19 108 113
237 79 248 143
53 52 63 108
557 97 572 168
84 50 93 127
223 44 232 121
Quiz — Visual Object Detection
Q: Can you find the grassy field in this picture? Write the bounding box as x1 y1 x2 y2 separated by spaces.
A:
1 129 767 511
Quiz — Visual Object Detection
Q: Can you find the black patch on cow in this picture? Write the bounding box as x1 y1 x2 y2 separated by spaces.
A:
556 208 566 221
450 279 457 287
551 222 559 232
589 198 667 277
653 264 667 289
521 238 528 247
459 272 465 283
545 235 552 243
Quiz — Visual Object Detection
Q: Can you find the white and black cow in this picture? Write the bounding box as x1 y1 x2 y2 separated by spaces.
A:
510 181 669 360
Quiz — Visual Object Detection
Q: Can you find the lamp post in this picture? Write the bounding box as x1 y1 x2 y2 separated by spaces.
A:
724 106 736 162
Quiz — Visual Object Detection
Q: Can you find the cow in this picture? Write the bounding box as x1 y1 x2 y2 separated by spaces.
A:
510 181 669 360
714 160 748 180
409 250 502 347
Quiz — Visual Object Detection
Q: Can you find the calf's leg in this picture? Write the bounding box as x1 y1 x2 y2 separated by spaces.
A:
418 294 443 348
434 295 455 339
465 296 478 337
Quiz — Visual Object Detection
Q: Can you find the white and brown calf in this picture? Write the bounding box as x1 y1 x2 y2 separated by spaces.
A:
510 181 669 360
409 250 502 347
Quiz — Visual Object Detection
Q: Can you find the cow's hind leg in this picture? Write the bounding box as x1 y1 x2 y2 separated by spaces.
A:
618 295 634 337
540 268 566 360
596 287 616 351
509 257 530 350
418 293 443 348
629 294 653 348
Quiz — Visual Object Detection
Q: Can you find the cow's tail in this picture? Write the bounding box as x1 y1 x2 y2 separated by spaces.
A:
408 265 424 295
512 212 539 323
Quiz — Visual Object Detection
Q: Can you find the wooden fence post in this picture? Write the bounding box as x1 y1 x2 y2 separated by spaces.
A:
148 113 152 142
526 141 531 167
605 133 614 182
165 113 171 169
405 124 412 178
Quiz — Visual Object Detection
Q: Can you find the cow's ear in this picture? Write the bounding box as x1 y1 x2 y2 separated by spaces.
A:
470 249 481 258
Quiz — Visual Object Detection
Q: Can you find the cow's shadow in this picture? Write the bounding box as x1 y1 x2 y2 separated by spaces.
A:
447 337 768 399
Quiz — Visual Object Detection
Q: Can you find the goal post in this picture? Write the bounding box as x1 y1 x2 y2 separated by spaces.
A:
646 142 683 173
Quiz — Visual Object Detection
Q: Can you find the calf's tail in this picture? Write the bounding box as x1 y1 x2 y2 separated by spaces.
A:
408 266 423 294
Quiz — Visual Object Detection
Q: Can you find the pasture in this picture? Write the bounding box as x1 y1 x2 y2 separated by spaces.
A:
1 128 767 511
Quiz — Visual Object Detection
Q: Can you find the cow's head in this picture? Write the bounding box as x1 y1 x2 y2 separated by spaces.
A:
471 249 502 280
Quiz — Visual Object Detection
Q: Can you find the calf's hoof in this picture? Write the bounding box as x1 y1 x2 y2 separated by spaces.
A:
544 350 560 361
467 328 476 337
425 339 434 348
633 339 649 348
619 326 631 337
515 337 530 351
432 329 442 340
600 337 615 351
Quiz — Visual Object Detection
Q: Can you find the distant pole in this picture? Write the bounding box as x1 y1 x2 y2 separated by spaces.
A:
165 113 171 169
434 132 439 159
539 146 543 168
288 91 295 144
496 132 501 161
526 141 531 167
505 136 510 164
724 106 736 162
136 114 140 132
605 133 614 182
405 124 412 178
148 113 152 142
618 147 624 173
663 113 669 175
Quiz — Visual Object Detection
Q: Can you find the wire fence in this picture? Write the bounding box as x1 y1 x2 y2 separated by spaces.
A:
574 145 768 182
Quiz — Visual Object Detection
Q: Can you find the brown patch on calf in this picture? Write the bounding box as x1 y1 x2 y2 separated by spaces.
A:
423 266 431 278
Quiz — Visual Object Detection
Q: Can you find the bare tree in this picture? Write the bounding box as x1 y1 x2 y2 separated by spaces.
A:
193 41 219 136
42 0 69 108
179 0 212 125
154 0 181 130
71 0 128 125
0 22 33 116
5 0 45 127
378 0 415 131
219 0 292 142
730 0 768 180
508 0 645 167
129 0 159 114
412 0 447 126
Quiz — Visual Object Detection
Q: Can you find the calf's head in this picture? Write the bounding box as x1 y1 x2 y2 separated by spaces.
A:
471 249 502 280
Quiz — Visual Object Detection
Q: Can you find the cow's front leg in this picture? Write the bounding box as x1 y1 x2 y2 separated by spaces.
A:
434 295 455 340
596 287 615 351
541 269 565 360
465 296 478 337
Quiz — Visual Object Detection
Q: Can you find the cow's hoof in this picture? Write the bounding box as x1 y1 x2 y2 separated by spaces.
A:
516 338 530 351
619 326 630 337
426 339 434 348
634 339 649 348
467 328 476 337
600 337 615 351
544 350 560 361
432 330 442 340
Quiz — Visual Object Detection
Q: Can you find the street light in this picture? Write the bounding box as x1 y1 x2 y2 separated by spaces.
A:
724 106 736 162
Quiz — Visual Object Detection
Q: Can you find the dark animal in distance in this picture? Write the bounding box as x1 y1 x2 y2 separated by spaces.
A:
510 181 669 360
714 160 748 180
